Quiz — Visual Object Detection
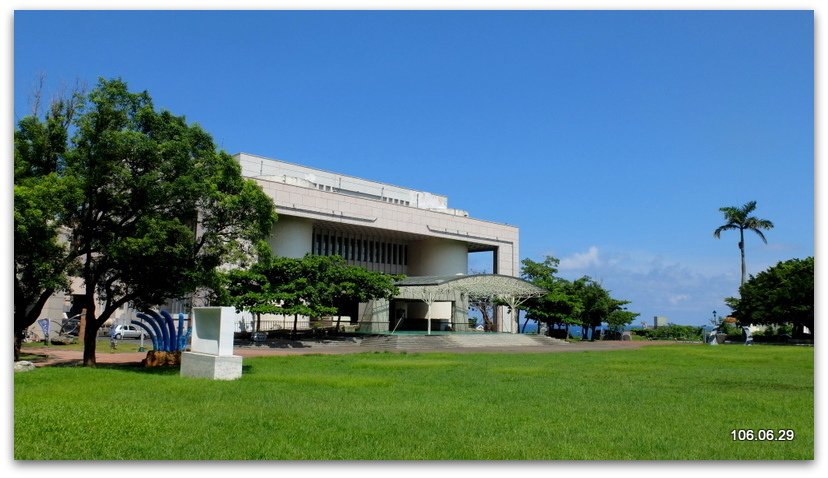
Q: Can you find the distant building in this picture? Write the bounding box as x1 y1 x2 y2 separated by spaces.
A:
653 316 669 328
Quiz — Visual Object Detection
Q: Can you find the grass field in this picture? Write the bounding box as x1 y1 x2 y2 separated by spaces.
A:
14 344 813 460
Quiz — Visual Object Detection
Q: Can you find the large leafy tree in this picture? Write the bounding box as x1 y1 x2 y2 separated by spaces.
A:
605 308 640 335
571 277 622 340
267 256 332 339
324 257 402 331
14 78 277 366
726 257 813 336
713 201 774 286
223 253 399 338
521 256 637 340
521 256 582 337
13 92 82 360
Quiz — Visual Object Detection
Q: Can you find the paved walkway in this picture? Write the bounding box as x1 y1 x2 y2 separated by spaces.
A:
21 339 681 367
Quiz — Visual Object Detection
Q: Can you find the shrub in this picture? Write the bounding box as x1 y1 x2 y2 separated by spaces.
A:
630 325 703 341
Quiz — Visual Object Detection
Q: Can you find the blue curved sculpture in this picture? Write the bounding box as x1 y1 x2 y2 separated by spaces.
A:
132 321 161 350
132 310 191 352
161 311 176 349
178 328 192 351
176 312 185 347
135 313 164 350
136 312 167 351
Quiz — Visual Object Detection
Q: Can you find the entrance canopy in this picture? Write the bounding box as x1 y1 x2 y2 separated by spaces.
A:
393 274 546 334
395 274 546 300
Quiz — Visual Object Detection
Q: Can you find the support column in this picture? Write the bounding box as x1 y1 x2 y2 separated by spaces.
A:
407 238 468 276
268 216 313 258
452 292 469 331
426 301 432 335
358 299 390 333
496 305 515 333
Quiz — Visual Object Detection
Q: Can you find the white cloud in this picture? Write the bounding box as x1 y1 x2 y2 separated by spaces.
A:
559 246 601 270
668 294 690 305
550 246 740 326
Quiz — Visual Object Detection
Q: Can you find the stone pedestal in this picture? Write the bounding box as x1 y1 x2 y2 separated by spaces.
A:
180 351 242 380
180 307 242 380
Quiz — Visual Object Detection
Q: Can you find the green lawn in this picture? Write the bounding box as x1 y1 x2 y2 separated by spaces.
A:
14 344 813 460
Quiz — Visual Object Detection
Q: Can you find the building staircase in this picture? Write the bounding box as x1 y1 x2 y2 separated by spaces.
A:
359 333 568 351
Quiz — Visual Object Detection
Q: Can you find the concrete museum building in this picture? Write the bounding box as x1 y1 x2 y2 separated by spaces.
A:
236 153 528 334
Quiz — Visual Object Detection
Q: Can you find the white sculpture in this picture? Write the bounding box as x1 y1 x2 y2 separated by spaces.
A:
742 326 753 346
707 329 719 346
180 307 243 380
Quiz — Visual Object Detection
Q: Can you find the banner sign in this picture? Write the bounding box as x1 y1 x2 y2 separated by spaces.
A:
37 319 50 337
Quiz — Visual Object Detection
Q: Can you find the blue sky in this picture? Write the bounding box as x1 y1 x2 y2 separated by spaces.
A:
9 8 814 327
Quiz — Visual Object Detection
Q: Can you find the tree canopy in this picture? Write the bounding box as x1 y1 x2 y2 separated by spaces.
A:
222 253 400 337
726 257 813 336
521 257 582 335
14 89 84 360
571 276 635 338
520 256 638 339
714 200 774 286
13 77 277 365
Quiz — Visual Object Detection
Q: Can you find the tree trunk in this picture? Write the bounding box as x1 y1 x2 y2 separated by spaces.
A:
475 302 494 332
739 228 746 286
82 302 98 367
14 310 31 362
13 287 55 361
14 334 22 362
81 292 130 367
292 313 298 340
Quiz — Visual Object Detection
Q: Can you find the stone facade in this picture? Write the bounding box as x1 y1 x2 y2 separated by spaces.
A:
236 153 521 333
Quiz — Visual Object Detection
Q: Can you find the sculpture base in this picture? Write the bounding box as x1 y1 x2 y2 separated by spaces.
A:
180 351 242 380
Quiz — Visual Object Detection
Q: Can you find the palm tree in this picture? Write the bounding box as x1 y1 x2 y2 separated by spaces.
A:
714 201 774 286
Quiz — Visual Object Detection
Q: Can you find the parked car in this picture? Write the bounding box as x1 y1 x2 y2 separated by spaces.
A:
111 324 147 340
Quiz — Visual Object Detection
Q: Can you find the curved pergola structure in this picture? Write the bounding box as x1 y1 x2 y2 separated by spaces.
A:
396 274 545 298
393 274 546 334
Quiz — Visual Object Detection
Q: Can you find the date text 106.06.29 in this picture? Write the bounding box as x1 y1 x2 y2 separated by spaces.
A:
730 429 795 441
